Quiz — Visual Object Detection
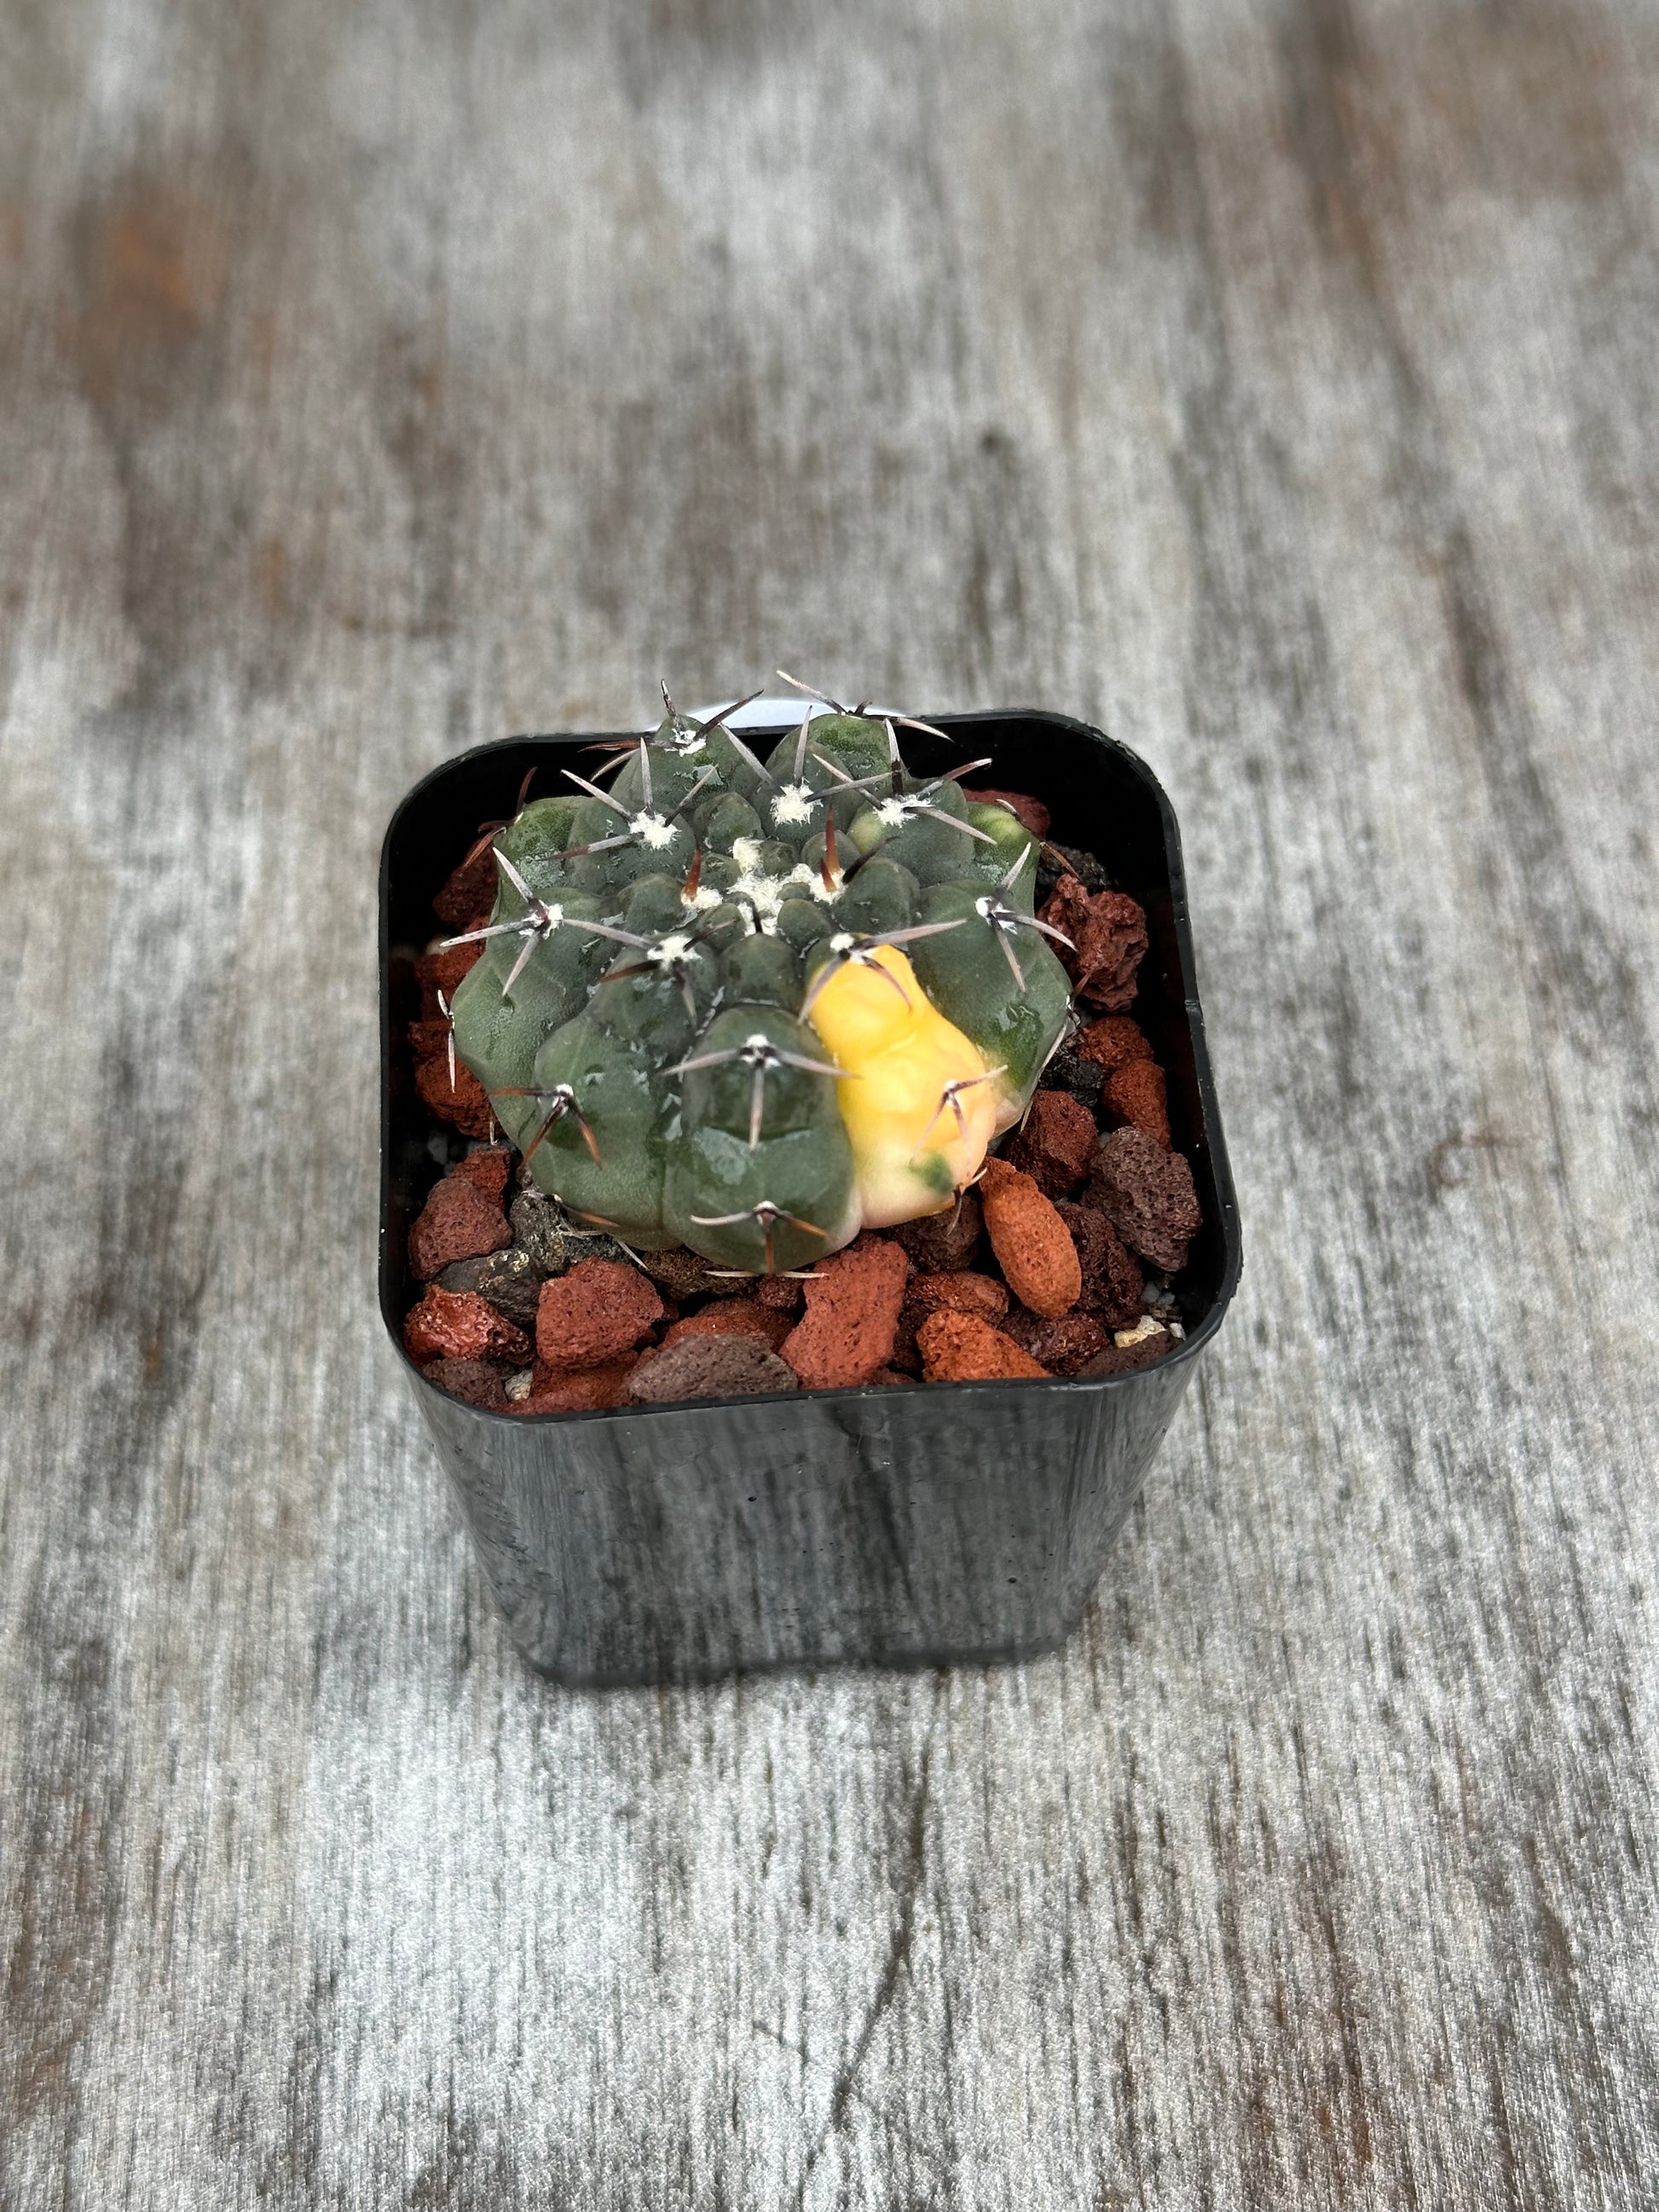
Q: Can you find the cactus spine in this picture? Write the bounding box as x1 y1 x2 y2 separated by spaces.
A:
446 685 1074 1272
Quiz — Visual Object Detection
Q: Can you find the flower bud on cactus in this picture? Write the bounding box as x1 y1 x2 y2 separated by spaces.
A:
446 687 1075 1272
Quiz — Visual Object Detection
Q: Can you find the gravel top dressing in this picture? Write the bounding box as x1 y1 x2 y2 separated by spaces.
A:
396 685 1205 1416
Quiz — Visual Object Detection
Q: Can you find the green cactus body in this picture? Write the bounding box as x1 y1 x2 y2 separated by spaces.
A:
907 881 1073 1105
664 1006 860 1271
444 700 1072 1271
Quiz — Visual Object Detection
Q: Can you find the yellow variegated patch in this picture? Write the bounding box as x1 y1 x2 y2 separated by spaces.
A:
806 946 1004 1227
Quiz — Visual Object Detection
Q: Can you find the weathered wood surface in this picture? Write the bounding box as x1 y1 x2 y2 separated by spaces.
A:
3 0 1656 2203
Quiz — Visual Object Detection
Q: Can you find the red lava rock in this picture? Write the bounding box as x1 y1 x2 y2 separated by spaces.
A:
779 1234 910 1389
512 1354 639 1414
962 786 1050 838
1004 1089 1098 1198
415 942 482 1019
408 1173 511 1279
979 1158 1083 1320
1074 1327 1177 1379
432 845 500 931
906 1271 1009 1324
414 1050 497 1139
1054 1201 1143 1329
1090 1128 1203 1273
423 1358 513 1410
1038 877 1148 1012
451 1145 514 1204
535 1258 664 1373
892 1191 981 1272
1002 1306 1111 1376
662 1299 793 1352
916 1310 1049 1383
627 1336 798 1403
408 1018 452 1066
1103 1060 1171 1150
755 1271 806 1312
404 1286 532 1367
408 1016 501 1140
1076 1014 1153 1074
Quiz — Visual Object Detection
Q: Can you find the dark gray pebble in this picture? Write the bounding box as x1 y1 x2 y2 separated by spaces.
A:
438 1246 543 1331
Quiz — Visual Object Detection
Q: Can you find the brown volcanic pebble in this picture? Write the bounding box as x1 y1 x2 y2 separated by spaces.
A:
404 1287 532 1367
892 1190 982 1272
1090 1128 1203 1273
512 1354 639 1414
452 1145 514 1204
1002 1306 1111 1376
627 1337 799 1404
1054 1201 1143 1329
916 1310 1049 1383
636 1244 755 1302
868 1368 912 1387
408 1017 452 1066
961 786 1051 838
754 1271 806 1313
414 1050 496 1139
1004 1089 1098 1198
907 1271 1009 1324
888 1308 922 1374
1074 1329 1176 1379
662 1299 792 1352
1103 1060 1171 1149
1076 1014 1153 1074
535 1258 664 1373
432 844 500 931
979 1158 1083 1320
1038 877 1149 1012
414 942 482 1019
437 1246 542 1332
408 1173 511 1279
424 1358 513 1410
780 1235 910 1389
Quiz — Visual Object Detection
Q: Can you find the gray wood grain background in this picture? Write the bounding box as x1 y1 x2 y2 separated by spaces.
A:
3 0 1655 2204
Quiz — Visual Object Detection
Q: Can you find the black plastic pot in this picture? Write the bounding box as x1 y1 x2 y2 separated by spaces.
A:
380 709 1240 1684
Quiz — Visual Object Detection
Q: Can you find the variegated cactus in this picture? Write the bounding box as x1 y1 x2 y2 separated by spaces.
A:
444 681 1074 1272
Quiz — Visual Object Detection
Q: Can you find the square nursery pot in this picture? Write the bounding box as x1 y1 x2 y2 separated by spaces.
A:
380 708 1241 1685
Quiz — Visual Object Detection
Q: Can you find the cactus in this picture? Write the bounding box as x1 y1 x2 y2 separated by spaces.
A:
444 681 1075 1273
